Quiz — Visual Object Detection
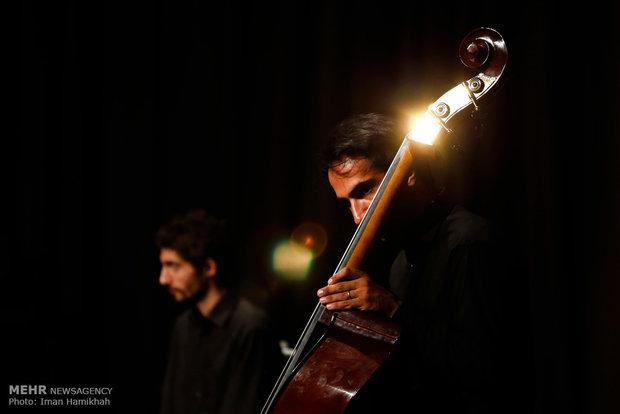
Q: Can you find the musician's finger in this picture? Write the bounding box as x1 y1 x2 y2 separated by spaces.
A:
327 269 348 284
318 283 350 300
328 267 363 285
325 298 356 311
318 283 341 298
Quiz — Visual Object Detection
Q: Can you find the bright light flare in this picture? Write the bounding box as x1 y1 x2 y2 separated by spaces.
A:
271 222 327 282
290 222 328 258
272 241 313 282
406 112 442 146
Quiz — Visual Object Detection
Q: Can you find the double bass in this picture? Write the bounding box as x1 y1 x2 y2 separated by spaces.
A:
262 27 508 414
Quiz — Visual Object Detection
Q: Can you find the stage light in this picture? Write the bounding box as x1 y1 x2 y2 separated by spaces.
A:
406 111 442 146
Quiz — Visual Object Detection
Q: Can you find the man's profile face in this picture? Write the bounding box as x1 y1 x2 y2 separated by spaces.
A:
159 248 207 302
328 157 386 225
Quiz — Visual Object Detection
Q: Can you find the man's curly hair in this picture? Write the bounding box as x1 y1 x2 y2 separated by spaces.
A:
156 209 236 289
321 113 400 175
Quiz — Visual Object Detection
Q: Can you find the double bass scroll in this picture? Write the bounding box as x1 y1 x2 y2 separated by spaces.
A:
262 27 508 414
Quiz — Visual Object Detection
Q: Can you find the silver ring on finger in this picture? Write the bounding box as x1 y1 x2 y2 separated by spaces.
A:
347 290 352 300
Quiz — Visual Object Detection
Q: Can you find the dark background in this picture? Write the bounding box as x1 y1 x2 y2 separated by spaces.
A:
9 0 619 412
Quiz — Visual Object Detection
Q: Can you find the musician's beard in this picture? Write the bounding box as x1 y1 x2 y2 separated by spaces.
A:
168 279 209 303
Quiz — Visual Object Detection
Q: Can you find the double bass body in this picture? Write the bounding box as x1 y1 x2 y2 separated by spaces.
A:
271 310 401 414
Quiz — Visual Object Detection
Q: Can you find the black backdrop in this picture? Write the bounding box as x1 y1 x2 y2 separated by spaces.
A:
9 0 619 413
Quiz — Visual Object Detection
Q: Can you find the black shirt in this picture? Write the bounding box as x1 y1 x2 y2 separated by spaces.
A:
160 293 282 414
349 203 500 414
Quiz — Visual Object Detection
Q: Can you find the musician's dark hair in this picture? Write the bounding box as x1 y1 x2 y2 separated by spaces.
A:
156 209 236 289
321 113 401 175
321 113 438 189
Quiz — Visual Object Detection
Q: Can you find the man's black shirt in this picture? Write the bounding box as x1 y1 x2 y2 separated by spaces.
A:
160 292 282 414
349 202 504 413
